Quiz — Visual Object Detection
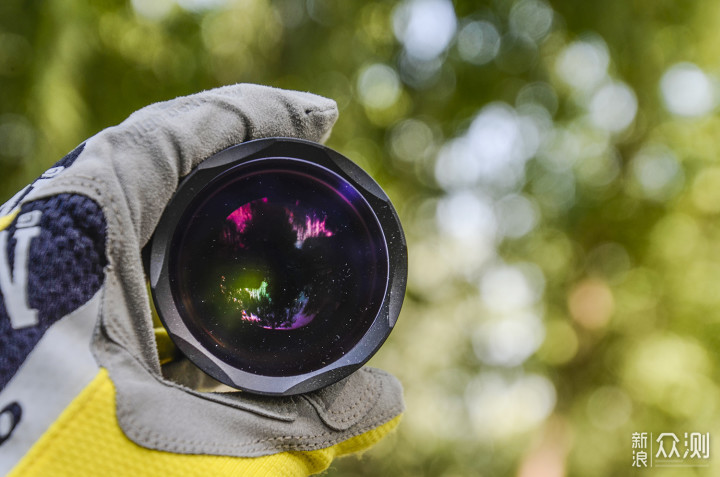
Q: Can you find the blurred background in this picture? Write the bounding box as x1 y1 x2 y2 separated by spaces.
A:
2 0 720 475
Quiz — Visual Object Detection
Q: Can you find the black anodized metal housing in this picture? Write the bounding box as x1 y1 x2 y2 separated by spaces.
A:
149 137 407 395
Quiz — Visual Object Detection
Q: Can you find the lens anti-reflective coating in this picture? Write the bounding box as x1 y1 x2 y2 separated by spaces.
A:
221 196 335 330
170 158 388 377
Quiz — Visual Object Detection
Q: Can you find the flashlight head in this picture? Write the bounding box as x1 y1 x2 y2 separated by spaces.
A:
149 138 406 395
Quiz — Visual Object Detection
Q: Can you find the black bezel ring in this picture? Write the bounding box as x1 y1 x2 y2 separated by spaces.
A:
149 137 407 396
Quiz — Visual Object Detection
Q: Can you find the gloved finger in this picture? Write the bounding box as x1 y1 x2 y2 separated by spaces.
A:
22 84 338 246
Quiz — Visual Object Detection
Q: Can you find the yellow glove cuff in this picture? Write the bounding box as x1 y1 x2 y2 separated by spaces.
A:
10 369 401 477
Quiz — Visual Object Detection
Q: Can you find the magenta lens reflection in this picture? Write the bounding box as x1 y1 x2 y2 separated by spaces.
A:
221 197 337 330
149 138 406 395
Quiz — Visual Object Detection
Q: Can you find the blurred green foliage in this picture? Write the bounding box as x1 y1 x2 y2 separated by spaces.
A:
3 0 720 475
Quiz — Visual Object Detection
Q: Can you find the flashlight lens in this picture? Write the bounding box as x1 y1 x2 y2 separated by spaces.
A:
170 158 388 376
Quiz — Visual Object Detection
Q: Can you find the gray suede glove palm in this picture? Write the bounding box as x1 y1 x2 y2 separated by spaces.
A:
0 84 403 474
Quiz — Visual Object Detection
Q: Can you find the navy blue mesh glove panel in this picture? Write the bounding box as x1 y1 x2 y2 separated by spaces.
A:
0 193 106 389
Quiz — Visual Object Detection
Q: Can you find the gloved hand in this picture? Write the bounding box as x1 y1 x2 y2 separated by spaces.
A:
0 84 403 477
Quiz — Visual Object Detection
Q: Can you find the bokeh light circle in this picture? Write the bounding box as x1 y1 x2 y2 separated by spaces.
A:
660 62 716 117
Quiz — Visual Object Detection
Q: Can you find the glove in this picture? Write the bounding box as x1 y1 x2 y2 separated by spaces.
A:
0 84 404 477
